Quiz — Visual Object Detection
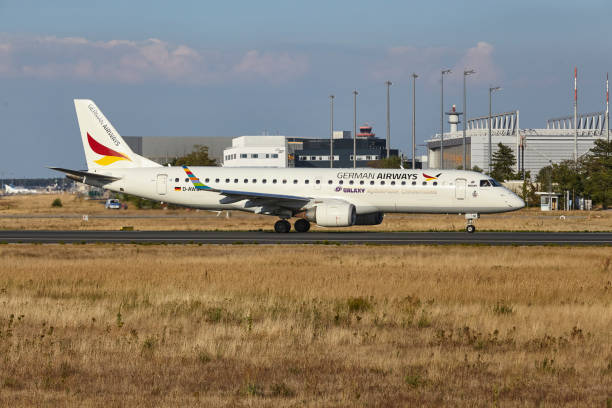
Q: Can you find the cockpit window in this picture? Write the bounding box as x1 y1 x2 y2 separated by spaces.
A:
480 180 491 187
489 179 502 187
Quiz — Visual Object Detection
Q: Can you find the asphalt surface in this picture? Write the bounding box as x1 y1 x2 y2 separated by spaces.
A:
0 230 611 245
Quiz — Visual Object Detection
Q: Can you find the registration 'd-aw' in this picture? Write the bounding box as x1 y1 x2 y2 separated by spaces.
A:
51 100 525 233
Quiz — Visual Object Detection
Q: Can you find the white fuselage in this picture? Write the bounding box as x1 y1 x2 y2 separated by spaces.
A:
98 167 524 215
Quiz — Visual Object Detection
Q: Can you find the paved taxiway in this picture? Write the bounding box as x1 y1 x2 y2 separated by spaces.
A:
0 230 611 245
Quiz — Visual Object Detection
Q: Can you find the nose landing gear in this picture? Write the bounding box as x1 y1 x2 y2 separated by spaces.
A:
465 213 479 233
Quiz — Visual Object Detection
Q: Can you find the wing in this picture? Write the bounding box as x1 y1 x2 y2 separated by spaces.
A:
215 188 312 210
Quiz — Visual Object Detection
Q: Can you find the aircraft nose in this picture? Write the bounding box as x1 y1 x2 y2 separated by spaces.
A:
512 194 525 209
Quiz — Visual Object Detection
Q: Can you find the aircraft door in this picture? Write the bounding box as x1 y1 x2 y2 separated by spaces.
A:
156 174 167 195
455 178 466 200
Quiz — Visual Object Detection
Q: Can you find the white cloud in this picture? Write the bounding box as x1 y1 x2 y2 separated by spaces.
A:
372 41 501 84
0 35 309 84
452 41 500 83
233 50 309 83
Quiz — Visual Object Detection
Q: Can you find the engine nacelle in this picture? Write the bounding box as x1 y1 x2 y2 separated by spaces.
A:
354 212 384 225
306 203 356 227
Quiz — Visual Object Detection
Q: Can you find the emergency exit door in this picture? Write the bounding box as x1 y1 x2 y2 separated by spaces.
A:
156 174 167 195
455 178 466 200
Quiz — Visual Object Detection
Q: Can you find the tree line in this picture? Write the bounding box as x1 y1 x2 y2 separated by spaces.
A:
488 140 612 209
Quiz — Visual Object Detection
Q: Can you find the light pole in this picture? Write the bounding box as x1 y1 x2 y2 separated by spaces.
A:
463 69 475 170
329 95 335 168
440 69 451 169
411 73 418 169
385 80 392 160
488 86 501 174
353 89 358 168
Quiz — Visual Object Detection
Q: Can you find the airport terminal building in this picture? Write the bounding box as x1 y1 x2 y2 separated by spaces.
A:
125 125 398 168
426 107 609 177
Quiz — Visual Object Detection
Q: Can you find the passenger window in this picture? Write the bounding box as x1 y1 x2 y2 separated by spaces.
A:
433 181 438 186
185 178 189 182
489 179 501 187
380 181 385 185
205 178 209 183
359 180 364 185
175 178 179 182
244 179 248 183
349 180 354 185
293 179 298 184
422 181 427 186
401 181 406 186
282 180 287 184
234 179 238 183
315 180 320 184
339 180 344 185
225 178 230 183
328 180 333 184
480 180 491 187
215 178 219 183
370 180 375 185
412 181 416 186
391 181 396 185
262 179 267 184
252 179 257 183
272 179 277 184
305 180 309 184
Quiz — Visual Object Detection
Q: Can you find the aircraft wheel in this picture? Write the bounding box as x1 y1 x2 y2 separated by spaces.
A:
466 225 476 233
274 219 291 233
294 219 311 233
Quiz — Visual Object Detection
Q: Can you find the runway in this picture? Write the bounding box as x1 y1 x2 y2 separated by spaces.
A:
0 230 611 245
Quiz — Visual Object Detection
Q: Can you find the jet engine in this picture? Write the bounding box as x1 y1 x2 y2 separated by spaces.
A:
354 212 384 225
305 203 356 227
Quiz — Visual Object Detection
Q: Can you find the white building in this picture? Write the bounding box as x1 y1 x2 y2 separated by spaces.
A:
223 136 288 167
426 107 608 178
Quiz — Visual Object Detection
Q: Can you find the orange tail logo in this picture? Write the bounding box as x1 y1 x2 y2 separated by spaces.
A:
87 133 131 165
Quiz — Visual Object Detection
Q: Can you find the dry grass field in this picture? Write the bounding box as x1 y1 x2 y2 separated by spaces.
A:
1 193 612 232
0 244 610 406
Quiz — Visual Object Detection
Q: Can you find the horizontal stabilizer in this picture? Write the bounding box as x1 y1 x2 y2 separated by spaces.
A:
48 167 121 184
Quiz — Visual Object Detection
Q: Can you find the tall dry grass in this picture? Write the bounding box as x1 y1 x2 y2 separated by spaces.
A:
0 244 610 406
1 193 612 231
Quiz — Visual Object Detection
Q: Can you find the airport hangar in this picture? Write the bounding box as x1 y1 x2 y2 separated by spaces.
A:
124 124 401 169
427 106 609 176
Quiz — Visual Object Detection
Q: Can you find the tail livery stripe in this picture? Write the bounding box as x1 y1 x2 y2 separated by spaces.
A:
87 133 131 165
181 166 212 190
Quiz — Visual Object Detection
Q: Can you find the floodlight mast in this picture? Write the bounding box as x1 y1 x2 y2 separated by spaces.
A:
463 69 475 170
488 86 502 174
440 69 451 169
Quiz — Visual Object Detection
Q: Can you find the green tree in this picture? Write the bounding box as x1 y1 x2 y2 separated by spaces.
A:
367 156 402 169
471 165 484 173
582 139 612 209
171 145 217 166
490 143 516 181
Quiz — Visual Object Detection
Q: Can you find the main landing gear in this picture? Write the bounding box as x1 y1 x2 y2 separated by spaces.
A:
273 218 311 233
274 219 291 233
465 213 479 233
294 218 311 233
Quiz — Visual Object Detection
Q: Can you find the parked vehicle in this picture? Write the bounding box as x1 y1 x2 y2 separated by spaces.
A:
105 198 122 209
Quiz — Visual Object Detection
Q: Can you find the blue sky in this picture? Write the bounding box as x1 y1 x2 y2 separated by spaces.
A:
0 0 610 177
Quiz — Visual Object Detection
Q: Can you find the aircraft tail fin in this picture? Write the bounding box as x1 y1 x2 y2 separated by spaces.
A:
74 99 161 170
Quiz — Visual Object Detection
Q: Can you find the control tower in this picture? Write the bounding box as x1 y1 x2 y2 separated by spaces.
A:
445 104 463 133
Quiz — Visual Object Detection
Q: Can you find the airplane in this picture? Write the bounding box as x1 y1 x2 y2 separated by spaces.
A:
4 184 38 194
51 99 525 233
